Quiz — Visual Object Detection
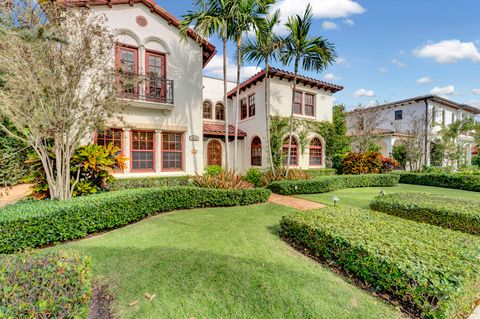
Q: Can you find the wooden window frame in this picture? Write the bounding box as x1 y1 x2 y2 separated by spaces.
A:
251 136 262 166
145 49 167 101
248 94 256 118
309 138 323 166
94 128 124 154
240 98 248 120
293 91 303 115
304 93 315 117
395 110 403 120
130 130 155 172
116 43 139 96
161 132 184 172
215 102 225 121
282 136 299 166
203 101 213 119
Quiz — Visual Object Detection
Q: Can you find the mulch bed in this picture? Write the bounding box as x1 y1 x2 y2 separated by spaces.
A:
89 283 115 319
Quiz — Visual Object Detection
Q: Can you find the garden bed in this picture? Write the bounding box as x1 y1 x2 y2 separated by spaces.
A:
370 192 480 235
280 208 480 318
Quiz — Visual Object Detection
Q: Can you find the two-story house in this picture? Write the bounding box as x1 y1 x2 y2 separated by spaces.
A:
347 95 480 165
75 0 342 176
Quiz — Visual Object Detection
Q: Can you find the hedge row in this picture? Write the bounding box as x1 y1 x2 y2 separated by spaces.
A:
399 173 480 192
304 168 337 177
0 187 271 253
107 175 191 191
0 251 92 319
280 208 480 319
268 174 399 195
370 193 480 235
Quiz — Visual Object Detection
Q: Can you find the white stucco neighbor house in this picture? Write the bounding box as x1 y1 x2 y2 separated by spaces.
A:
347 95 480 165
73 0 343 177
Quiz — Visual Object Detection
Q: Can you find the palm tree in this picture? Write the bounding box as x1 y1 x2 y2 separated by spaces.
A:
281 4 337 177
231 0 273 171
242 10 283 176
180 0 234 170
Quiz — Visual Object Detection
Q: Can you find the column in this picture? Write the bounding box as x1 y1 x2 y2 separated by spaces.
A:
386 136 395 157
466 143 473 166
155 130 162 174
138 44 146 98
123 128 131 173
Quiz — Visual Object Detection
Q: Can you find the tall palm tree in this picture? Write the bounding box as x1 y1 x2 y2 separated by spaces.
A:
281 4 337 177
180 0 234 170
231 0 273 171
242 10 283 176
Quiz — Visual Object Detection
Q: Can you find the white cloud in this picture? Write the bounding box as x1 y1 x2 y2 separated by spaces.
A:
367 100 379 107
472 88 480 95
322 21 339 30
398 49 406 56
430 85 455 96
336 57 350 67
354 89 375 98
414 39 480 63
343 18 355 26
391 58 407 68
378 67 388 74
323 73 341 81
272 0 366 22
416 77 432 84
467 100 480 108
204 55 261 82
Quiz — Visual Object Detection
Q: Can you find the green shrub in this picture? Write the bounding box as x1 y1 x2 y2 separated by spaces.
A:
280 208 480 319
0 250 92 319
268 174 399 195
244 168 263 187
0 187 271 253
205 165 223 176
107 175 191 191
399 173 480 192
370 193 480 235
303 168 336 177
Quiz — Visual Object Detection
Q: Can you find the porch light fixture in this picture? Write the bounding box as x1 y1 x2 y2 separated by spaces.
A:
332 196 340 207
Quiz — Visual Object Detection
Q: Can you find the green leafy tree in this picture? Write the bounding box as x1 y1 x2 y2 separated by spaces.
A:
280 4 336 176
437 117 475 167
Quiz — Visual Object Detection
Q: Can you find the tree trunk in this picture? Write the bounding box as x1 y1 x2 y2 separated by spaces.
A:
264 62 275 177
233 36 242 171
222 37 229 170
285 60 299 178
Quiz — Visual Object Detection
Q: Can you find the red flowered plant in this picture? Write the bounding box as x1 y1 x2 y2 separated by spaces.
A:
342 152 397 175
381 156 400 173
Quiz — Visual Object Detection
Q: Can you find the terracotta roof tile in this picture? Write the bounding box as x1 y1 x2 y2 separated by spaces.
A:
203 123 247 137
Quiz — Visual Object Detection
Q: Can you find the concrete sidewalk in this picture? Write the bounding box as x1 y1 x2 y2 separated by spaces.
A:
0 184 32 208
268 193 325 210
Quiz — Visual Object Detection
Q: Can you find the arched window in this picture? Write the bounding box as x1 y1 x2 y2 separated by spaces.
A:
215 103 225 121
282 136 298 166
309 138 323 166
251 137 262 166
203 101 212 119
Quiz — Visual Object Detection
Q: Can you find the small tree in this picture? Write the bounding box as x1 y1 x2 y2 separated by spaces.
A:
347 105 385 153
0 1 123 200
437 118 475 167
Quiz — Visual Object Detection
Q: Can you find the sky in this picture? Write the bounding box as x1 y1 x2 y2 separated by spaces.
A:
156 0 480 110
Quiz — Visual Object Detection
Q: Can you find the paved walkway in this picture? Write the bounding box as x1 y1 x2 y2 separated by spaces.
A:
268 193 325 210
0 184 32 208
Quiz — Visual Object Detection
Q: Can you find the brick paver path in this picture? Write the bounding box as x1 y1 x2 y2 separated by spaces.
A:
268 193 325 210
0 184 32 208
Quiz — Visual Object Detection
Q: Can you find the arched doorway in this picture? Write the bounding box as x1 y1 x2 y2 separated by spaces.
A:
207 140 222 166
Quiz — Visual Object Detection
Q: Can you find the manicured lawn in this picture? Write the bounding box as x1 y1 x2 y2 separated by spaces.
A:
50 203 402 319
297 183 480 209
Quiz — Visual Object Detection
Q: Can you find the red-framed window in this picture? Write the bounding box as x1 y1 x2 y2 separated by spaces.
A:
95 128 123 151
131 131 155 171
282 136 298 166
145 50 166 101
309 138 323 166
203 101 213 119
305 93 315 116
293 91 302 114
240 98 248 120
162 132 183 171
215 103 225 121
251 136 262 166
248 94 256 117
116 44 139 96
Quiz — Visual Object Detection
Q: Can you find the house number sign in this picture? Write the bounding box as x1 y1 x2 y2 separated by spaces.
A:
189 135 200 141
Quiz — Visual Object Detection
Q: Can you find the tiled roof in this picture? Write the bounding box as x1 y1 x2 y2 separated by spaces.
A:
68 0 216 67
348 128 412 138
348 95 480 115
227 67 344 98
203 123 247 137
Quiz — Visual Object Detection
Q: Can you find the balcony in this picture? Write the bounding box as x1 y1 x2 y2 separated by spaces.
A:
117 73 174 110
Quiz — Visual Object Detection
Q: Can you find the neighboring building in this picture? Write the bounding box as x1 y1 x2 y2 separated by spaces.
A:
74 0 342 177
347 95 480 165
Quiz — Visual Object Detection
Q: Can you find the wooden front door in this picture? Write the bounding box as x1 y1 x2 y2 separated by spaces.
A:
207 140 222 166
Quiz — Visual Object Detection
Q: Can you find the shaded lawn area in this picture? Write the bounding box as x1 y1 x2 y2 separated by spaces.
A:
49 203 402 319
297 183 480 209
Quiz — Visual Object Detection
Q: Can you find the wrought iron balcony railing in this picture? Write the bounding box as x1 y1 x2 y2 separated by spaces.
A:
117 73 174 105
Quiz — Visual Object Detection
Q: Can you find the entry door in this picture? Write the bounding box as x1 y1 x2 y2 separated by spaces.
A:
207 140 222 166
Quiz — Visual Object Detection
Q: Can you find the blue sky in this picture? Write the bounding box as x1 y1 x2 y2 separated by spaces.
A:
156 0 480 110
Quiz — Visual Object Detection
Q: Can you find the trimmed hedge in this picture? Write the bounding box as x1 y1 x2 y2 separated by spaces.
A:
0 187 271 253
0 251 92 319
304 168 337 177
268 174 399 195
370 193 480 235
280 208 480 319
107 175 191 191
399 173 480 192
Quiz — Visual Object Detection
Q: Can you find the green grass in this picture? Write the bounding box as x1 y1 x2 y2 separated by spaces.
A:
49 203 402 319
297 183 480 209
